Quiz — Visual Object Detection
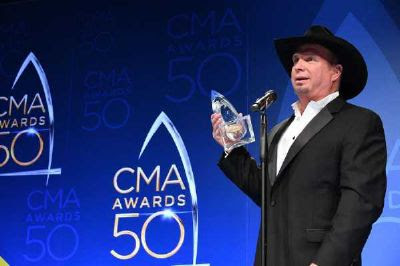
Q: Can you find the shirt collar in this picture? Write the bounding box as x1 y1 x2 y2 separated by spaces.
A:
291 91 339 118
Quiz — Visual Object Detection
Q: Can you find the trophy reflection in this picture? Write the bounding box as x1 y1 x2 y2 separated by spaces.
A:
211 90 255 153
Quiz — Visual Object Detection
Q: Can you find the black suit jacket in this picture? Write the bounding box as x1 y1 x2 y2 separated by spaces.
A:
218 97 387 266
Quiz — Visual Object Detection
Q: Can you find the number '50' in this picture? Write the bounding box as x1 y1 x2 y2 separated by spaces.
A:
110 211 185 260
166 52 241 103
0 129 43 167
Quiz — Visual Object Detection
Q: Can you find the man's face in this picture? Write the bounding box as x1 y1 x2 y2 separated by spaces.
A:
291 44 342 100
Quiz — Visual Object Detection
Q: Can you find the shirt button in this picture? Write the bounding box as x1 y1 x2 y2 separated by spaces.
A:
270 200 276 207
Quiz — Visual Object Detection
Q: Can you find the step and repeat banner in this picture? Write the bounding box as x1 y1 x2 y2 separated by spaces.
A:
0 0 399 265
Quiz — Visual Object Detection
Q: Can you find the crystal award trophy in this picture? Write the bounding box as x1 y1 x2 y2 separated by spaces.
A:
211 90 255 153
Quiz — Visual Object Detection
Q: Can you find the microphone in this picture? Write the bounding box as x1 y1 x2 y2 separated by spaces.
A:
251 90 277 112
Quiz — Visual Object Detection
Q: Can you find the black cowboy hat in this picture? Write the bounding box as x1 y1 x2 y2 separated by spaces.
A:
274 25 368 99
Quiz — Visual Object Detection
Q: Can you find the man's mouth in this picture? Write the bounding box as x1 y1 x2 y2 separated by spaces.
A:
295 77 309 81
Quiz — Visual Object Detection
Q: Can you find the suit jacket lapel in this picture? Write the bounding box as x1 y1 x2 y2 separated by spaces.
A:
267 117 293 185
272 97 345 186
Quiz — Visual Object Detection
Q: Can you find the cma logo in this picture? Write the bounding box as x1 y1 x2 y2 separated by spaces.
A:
111 112 209 266
0 52 61 185
0 93 46 118
167 8 242 39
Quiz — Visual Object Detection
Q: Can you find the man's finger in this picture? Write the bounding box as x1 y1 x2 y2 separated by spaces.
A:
211 114 221 124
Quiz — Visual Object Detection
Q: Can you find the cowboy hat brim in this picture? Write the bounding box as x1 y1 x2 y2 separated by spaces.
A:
274 31 368 100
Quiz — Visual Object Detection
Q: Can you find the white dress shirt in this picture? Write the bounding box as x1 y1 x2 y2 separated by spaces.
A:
276 91 339 174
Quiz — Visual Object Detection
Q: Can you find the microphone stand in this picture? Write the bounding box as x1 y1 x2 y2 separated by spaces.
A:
251 89 276 266
259 110 268 266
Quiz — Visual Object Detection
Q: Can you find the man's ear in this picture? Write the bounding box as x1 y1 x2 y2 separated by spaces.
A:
332 64 343 82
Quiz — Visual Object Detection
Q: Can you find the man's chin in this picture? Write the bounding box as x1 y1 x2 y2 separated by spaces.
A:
293 87 310 96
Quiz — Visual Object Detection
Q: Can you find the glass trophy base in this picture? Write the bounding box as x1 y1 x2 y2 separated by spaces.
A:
219 114 255 153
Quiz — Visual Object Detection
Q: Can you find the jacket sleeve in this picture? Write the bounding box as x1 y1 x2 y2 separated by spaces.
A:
314 112 387 266
218 147 262 206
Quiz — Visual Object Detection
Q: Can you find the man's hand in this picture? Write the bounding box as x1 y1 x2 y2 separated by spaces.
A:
211 113 225 147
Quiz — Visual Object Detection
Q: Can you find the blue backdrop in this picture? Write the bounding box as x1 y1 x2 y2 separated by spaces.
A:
0 0 399 265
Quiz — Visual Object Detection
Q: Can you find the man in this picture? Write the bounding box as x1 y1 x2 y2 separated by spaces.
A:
211 25 387 266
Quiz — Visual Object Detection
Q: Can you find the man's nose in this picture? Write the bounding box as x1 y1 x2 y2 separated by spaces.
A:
293 59 305 72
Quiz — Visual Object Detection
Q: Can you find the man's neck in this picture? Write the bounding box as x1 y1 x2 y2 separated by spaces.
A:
297 97 310 115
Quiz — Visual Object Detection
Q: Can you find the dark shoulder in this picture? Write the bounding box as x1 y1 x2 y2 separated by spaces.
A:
342 102 381 118
340 101 383 128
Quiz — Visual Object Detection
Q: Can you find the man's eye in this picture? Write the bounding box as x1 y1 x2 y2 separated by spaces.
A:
305 56 313 61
